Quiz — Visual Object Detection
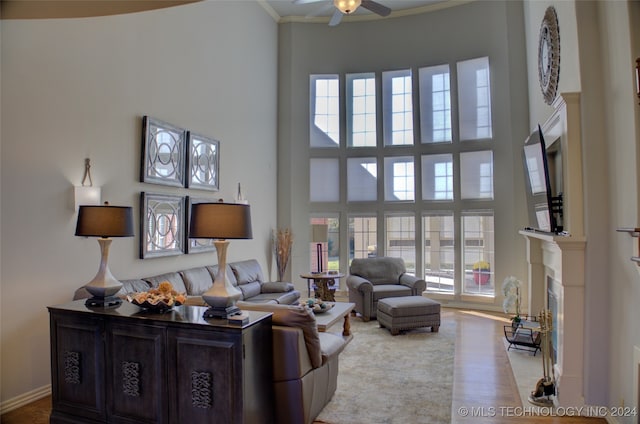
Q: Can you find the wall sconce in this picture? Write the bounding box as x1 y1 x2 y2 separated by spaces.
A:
74 158 101 210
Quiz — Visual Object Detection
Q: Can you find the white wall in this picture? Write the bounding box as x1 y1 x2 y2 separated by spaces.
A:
0 1 278 405
523 0 640 411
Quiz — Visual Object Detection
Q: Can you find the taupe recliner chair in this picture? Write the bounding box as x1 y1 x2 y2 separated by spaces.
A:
346 257 426 321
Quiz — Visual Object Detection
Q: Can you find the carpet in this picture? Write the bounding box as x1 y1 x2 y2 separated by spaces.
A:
315 313 455 424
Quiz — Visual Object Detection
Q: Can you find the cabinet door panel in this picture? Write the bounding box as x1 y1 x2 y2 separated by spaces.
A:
168 329 240 424
50 314 105 422
107 322 167 424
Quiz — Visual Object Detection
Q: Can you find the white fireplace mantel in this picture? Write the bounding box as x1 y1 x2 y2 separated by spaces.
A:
520 231 586 407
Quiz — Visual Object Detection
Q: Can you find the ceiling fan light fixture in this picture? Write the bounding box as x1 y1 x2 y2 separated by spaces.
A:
334 0 361 14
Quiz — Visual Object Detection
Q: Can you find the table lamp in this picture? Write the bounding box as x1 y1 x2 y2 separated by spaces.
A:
311 224 328 273
75 202 134 307
189 202 253 319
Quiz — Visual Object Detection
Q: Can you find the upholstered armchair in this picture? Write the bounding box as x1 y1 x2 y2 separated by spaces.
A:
347 257 426 321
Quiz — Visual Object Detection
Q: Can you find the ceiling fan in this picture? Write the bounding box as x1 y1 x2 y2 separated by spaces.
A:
293 0 392 26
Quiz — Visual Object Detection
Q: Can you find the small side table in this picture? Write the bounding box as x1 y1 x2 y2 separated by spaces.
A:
300 272 345 301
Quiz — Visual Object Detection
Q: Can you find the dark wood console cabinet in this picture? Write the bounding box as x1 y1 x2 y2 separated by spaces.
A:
48 301 273 424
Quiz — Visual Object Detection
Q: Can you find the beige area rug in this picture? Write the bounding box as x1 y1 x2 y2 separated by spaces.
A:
315 313 455 424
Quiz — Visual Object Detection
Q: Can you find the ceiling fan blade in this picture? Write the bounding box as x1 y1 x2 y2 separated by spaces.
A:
293 0 327 5
329 8 343 26
360 0 391 17
305 4 335 18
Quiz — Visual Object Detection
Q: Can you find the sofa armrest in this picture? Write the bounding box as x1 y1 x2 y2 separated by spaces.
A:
400 273 427 294
261 281 295 293
346 275 373 293
272 325 313 381
318 332 348 365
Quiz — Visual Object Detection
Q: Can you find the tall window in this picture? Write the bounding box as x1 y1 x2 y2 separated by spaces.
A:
349 216 377 261
419 64 452 143
383 69 413 146
309 57 495 299
423 213 454 293
347 73 377 147
422 154 453 201
385 214 416 274
384 157 414 201
462 212 494 296
310 75 340 147
347 157 377 201
457 57 492 140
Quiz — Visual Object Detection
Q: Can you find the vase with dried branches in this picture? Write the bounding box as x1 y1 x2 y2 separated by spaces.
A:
273 227 293 282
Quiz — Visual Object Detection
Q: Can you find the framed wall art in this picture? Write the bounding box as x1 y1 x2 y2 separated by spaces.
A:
185 196 218 254
187 131 220 191
140 192 185 259
141 116 186 187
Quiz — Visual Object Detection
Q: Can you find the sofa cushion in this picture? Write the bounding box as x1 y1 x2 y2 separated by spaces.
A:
230 259 264 285
179 267 213 295
372 284 413 301
349 257 406 285
144 272 187 294
261 281 295 293
239 281 262 299
237 301 322 368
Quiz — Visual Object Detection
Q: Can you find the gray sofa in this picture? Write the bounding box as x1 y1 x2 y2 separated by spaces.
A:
346 257 426 321
73 259 301 305
237 301 348 424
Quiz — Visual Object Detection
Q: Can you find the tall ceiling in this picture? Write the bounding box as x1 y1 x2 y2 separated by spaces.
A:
1 0 459 21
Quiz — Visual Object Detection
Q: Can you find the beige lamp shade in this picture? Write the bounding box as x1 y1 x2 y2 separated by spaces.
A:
311 224 328 243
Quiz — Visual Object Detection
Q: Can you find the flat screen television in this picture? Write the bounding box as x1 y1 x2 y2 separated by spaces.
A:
522 125 563 234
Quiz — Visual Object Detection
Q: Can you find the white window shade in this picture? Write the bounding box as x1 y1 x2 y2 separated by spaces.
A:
460 150 493 199
419 64 452 143
384 156 414 201
347 157 377 201
422 154 453 201
457 57 492 141
310 158 339 202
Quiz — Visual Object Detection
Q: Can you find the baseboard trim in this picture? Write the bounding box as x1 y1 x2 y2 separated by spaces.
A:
0 384 51 415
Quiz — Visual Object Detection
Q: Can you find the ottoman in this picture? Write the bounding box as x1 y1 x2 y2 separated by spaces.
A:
377 296 441 335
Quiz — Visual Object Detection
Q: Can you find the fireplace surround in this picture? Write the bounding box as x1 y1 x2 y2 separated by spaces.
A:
520 93 586 407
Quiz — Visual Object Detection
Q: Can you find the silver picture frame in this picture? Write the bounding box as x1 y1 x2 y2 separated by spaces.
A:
185 196 218 254
186 131 220 191
141 116 186 187
140 192 185 259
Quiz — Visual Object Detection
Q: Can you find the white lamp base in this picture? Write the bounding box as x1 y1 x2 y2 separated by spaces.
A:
202 239 243 319
84 238 123 307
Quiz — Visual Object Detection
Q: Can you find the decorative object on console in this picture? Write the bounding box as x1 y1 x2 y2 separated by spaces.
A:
128 281 186 312
273 227 293 281
472 260 491 285
538 6 560 105
189 201 253 320
140 192 185 259
75 202 134 307
141 116 186 187
502 275 522 325
186 131 219 191
311 223 328 273
73 158 101 211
